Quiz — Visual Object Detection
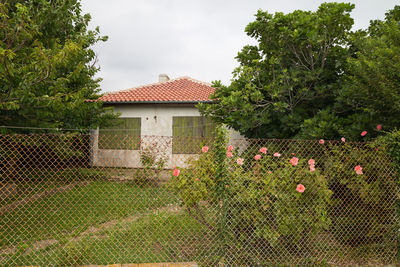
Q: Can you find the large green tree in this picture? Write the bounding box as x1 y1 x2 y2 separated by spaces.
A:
298 5 400 140
334 6 400 139
199 3 355 139
0 0 116 131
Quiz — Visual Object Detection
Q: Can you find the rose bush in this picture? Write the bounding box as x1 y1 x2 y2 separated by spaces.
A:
323 141 397 247
224 148 332 264
169 127 332 264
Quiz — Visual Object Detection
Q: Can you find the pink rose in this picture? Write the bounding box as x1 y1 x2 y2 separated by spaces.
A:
319 139 325 144
227 145 233 152
309 164 315 172
308 159 315 165
173 167 180 177
259 147 268 154
202 146 209 153
355 165 363 175
289 157 299 166
254 154 261 161
226 151 233 158
268 171 272 174
377 124 382 131
296 184 306 193
236 158 244 166
361 131 367 137
341 137 346 142
273 153 281 158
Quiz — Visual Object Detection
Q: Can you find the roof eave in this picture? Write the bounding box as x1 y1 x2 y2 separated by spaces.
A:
101 100 215 105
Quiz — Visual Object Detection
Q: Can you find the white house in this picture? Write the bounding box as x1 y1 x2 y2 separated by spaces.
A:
91 74 244 169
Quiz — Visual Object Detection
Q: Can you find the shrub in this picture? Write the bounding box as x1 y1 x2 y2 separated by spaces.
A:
170 128 332 265
224 149 331 264
323 141 397 247
138 142 167 186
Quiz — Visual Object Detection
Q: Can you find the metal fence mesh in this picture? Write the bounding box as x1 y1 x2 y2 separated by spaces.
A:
0 133 398 266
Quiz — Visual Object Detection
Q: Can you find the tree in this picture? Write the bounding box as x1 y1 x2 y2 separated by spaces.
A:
0 0 117 131
199 3 355 139
335 6 400 139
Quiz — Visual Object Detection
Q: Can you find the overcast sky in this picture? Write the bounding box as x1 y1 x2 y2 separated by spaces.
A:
80 0 399 93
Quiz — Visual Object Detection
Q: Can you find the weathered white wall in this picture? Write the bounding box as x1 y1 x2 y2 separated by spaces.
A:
91 104 246 169
113 104 201 136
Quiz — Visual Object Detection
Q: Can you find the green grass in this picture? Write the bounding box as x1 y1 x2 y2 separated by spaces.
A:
0 176 220 266
1 181 179 248
0 168 101 206
1 171 395 266
2 210 217 266
1 169 218 266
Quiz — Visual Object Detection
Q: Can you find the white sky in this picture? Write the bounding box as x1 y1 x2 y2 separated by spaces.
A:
80 0 399 93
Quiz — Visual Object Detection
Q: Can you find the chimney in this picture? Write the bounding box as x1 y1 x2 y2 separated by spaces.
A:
158 74 170 82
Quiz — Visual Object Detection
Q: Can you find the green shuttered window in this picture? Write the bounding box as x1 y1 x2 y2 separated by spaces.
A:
98 118 141 150
172 116 216 154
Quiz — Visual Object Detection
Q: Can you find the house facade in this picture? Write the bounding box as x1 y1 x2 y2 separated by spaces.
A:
91 74 244 169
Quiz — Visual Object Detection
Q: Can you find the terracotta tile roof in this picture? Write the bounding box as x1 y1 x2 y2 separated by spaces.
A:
98 76 215 103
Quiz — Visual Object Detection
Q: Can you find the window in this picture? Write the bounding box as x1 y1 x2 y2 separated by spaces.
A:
98 118 141 150
172 116 217 154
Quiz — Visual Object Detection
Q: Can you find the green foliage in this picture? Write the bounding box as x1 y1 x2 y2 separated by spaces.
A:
200 4 400 141
0 0 117 131
336 7 400 139
171 150 217 207
170 131 398 263
169 126 227 209
170 129 332 264
199 3 354 139
225 153 331 264
378 129 400 171
298 109 342 139
376 130 400 259
323 142 397 246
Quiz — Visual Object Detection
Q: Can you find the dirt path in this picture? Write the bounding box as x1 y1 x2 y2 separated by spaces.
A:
0 181 91 215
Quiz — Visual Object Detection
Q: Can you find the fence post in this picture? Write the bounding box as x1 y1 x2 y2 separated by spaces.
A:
89 129 99 167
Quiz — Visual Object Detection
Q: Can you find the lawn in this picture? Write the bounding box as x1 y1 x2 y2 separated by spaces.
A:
5 211 218 266
1 168 395 266
0 177 217 266
1 168 105 206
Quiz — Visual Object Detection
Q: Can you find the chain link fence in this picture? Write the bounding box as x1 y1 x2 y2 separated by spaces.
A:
0 133 398 266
